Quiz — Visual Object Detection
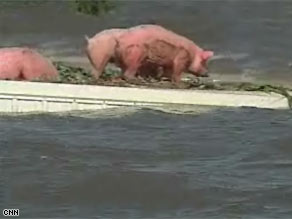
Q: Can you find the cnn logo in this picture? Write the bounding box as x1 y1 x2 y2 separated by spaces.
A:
2 209 19 217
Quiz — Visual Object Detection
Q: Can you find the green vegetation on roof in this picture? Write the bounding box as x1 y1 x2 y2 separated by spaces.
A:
53 62 292 109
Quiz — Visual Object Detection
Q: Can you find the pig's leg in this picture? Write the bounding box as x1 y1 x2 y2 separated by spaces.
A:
156 66 165 79
171 64 183 83
161 66 173 81
85 45 111 80
92 55 111 80
138 63 159 81
122 45 145 81
171 49 189 84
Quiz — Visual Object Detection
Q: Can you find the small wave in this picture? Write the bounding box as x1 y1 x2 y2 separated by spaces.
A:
50 105 219 118
55 106 141 119
39 39 70 48
140 105 219 115
211 52 249 62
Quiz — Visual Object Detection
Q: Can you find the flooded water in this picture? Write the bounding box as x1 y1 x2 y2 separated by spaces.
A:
1 107 292 218
0 1 292 85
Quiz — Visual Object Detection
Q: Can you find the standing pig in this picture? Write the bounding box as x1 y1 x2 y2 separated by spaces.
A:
117 38 191 82
0 47 58 81
116 24 214 83
85 28 159 80
85 28 126 80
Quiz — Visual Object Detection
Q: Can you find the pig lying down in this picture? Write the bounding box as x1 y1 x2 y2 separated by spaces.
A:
0 47 58 81
86 24 214 83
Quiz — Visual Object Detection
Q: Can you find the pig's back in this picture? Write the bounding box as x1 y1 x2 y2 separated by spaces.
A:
0 47 28 79
0 47 26 69
121 25 198 52
22 49 58 80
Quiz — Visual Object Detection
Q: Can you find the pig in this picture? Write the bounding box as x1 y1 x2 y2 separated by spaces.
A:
85 28 127 80
116 38 191 82
85 28 158 81
0 47 58 81
116 24 214 83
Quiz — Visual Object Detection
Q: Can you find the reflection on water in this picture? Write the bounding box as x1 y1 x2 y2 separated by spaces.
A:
1 108 292 218
0 1 292 85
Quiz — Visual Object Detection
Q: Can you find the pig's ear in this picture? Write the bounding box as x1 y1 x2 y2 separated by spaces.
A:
84 35 90 42
201 50 214 60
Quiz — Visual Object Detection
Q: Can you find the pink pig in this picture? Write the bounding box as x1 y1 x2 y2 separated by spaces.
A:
0 47 58 81
116 37 191 82
116 25 214 83
85 28 126 79
86 28 155 80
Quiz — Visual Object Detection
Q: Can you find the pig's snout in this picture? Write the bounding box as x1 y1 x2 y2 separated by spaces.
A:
195 70 209 77
199 72 209 77
192 67 209 77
